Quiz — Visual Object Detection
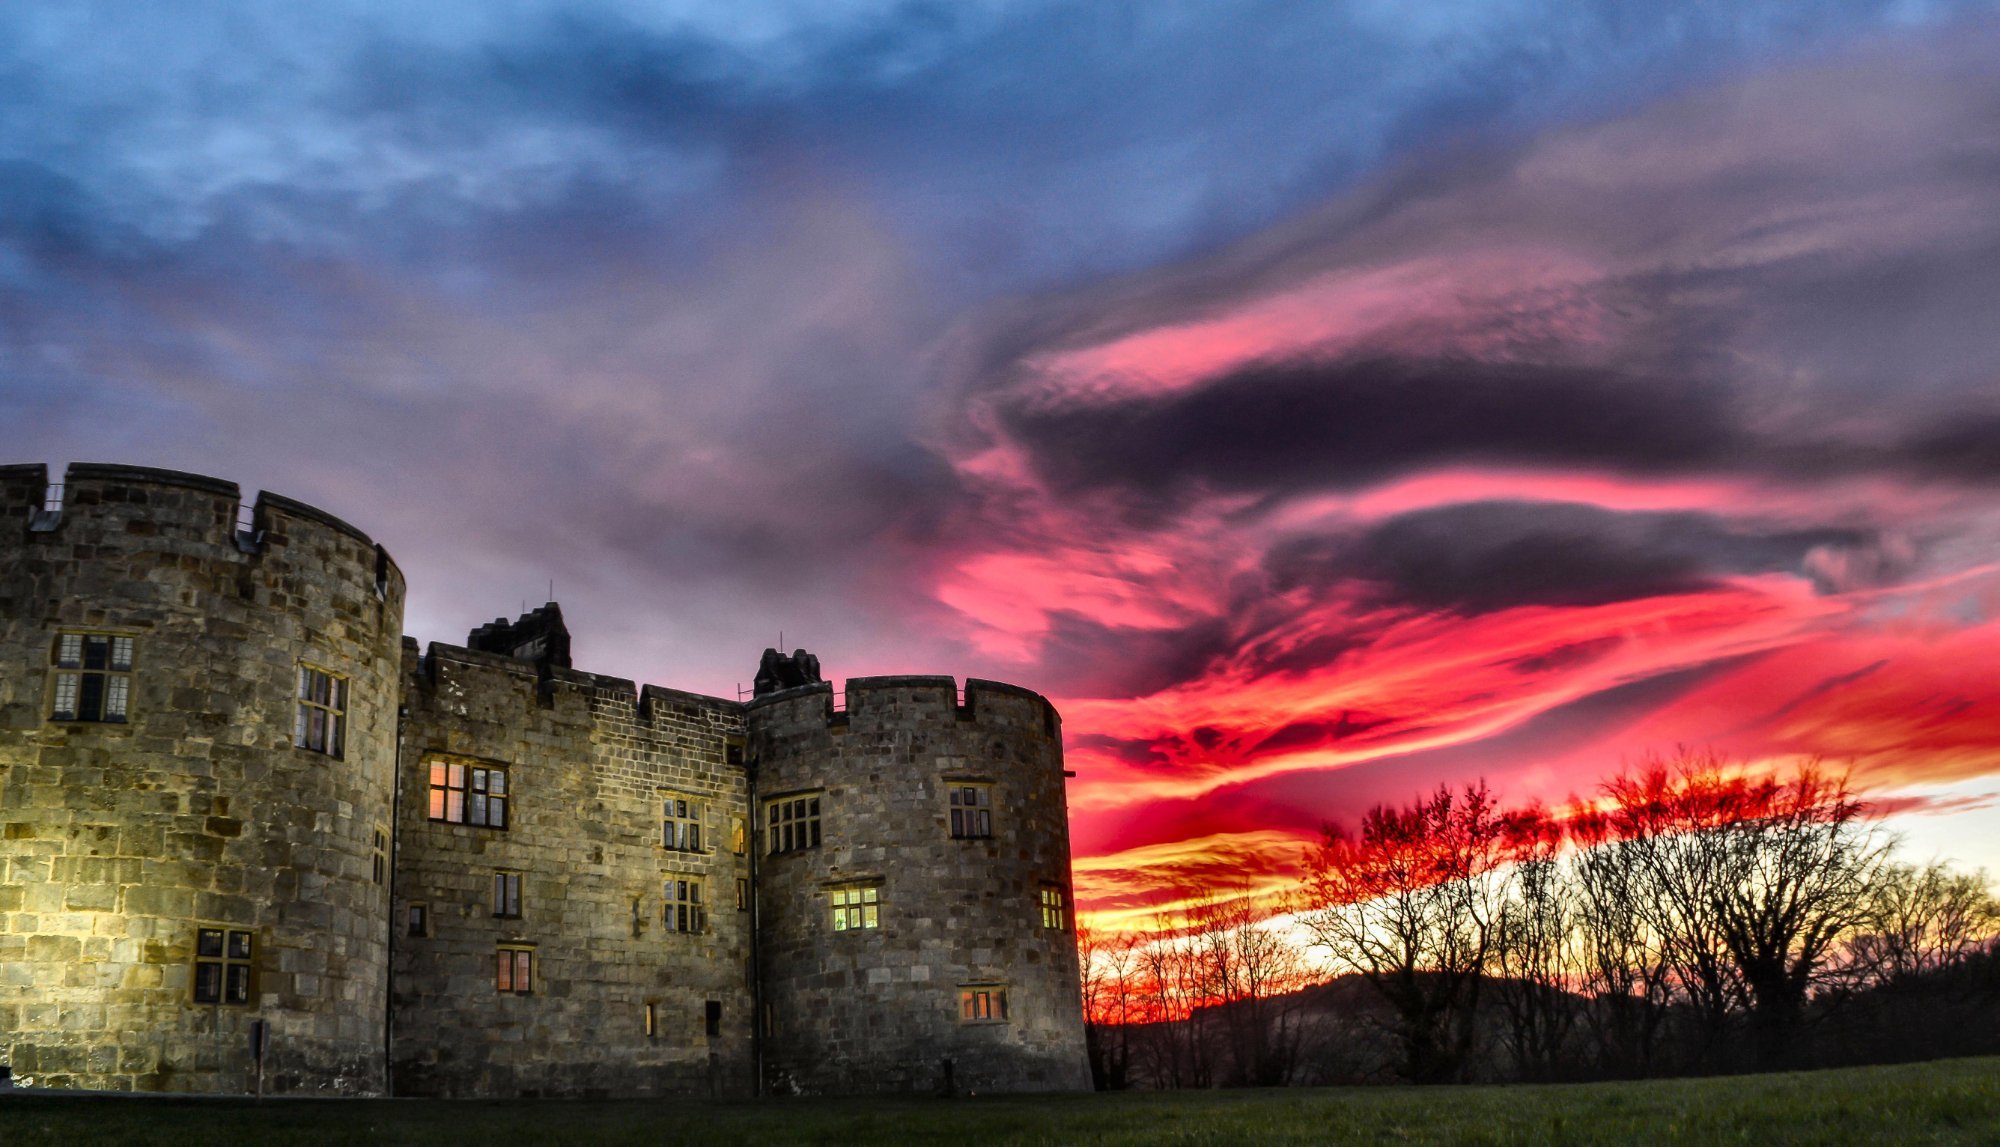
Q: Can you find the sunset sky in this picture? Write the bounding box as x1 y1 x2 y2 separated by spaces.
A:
6 2 1999 931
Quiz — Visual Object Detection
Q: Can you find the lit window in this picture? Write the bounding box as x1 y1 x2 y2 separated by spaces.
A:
493 871 522 919
1039 885 1068 930
949 783 992 839
294 665 346 756
767 794 822 855
193 927 254 1005
427 759 508 828
830 883 880 931
50 632 134 723
496 947 533 995
644 1002 657 1039
665 878 705 934
959 985 1008 1023
663 797 703 852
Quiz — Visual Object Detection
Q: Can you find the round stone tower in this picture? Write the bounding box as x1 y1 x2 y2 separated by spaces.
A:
745 674 1091 1094
0 463 405 1093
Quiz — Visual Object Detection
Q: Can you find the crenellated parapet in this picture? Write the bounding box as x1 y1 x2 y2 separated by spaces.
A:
6 463 403 610
746 674 1060 736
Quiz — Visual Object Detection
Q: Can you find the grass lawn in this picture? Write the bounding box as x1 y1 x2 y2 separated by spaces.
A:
2 1056 1996 1145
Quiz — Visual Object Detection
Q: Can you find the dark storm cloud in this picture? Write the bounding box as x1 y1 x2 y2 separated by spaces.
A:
999 358 1746 505
1028 611 1236 700
1067 733 1172 772
1254 711 1402 756
1264 501 1878 615
1901 411 2000 483
5 1 2000 702
947 15 2000 526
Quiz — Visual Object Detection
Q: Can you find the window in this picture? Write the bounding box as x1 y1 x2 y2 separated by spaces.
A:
1039 885 1068 930
407 904 427 937
662 797 703 852
294 665 346 756
372 829 387 885
736 877 749 912
959 985 1008 1023
50 632 133 723
665 877 705 934
731 815 747 856
428 759 508 828
496 947 533 995
493 871 522 919
830 883 880 931
193 927 254 1005
767 794 821 855
645 1002 658 1040
705 1000 722 1038
949 783 992 839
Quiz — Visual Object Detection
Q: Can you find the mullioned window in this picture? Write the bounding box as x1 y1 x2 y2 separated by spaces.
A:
663 796 703 852
294 664 346 756
428 758 509 828
766 794 822 854
192 926 254 1005
959 984 1008 1023
665 877 705 934
830 883 880 931
50 632 133 723
948 782 993 839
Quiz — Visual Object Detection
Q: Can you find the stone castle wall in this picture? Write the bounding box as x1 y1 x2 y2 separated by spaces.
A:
748 676 1091 1094
0 463 405 1093
392 642 754 1097
0 460 1089 1098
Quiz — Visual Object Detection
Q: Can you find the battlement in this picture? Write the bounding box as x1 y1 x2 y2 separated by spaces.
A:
66 461 241 498
8 461 405 599
414 640 744 727
746 673 1058 737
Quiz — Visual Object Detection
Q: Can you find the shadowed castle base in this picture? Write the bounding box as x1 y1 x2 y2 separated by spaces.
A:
0 462 1090 1097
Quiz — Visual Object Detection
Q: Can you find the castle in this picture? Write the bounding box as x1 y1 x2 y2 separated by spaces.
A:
0 463 1091 1097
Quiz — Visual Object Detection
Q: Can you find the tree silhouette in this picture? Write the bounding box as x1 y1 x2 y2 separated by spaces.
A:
1300 781 1509 1083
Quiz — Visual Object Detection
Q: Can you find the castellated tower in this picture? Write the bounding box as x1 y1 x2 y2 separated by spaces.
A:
0 464 405 1093
747 676 1092 1094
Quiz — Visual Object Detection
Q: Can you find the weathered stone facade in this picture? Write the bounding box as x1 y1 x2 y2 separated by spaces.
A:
751 677 1091 1095
0 463 404 1094
391 635 755 1097
1 462 1089 1097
